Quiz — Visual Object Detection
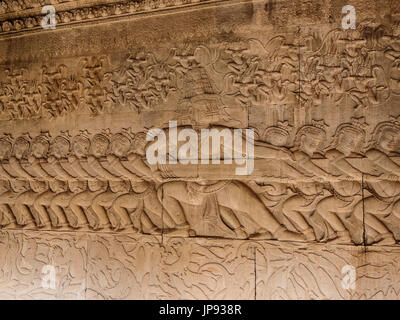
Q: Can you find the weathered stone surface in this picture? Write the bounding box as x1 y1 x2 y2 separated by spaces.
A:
1 0 400 299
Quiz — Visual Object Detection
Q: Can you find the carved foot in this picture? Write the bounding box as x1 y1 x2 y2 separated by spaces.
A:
373 233 396 246
249 231 272 240
20 221 36 229
233 226 248 239
165 224 195 237
144 226 162 235
328 230 352 244
118 226 139 234
274 226 305 242
303 227 316 242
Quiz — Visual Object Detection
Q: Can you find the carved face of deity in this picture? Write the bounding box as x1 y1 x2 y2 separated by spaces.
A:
378 128 400 153
0 139 12 160
13 137 29 159
31 138 49 159
91 135 109 158
51 137 70 159
72 136 90 158
300 130 324 156
337 128 362 156
111 134 131 158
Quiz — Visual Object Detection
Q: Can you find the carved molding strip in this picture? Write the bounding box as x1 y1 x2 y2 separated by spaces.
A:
0 0 225 36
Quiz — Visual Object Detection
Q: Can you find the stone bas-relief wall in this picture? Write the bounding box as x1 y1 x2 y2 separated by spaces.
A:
2 0 400 299
1 229 400 300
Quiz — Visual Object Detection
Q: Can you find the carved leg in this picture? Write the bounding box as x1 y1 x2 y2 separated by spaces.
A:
353 197 395 245
110 194 137 230
69 203 89 228
49 192 72 227
33 191 54 227
219 205 248 239
0 204 16 226
158 183 194 236
143 192 175 229
218 184 305 242
316 196 351 243
90 191 120 229
140 213 161 234
11 203 35 227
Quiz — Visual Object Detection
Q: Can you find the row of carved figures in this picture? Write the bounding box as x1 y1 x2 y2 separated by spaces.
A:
0 174 400 245
0 117 399 173
3 25 400 119
1 116 400 244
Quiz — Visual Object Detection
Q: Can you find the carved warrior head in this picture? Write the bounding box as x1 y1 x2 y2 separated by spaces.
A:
13 136 30 159
110 133 132 158
293 120 327 156
367 117 400 154
91 134 110 158
31 134 50 159
328 117 368 156
51 135 71 159
72 134 90 158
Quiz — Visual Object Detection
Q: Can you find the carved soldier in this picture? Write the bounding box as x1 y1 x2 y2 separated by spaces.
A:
87 133 122 181
352 119 400 245
282 122 333 241
48 133 77 181
27 133 54 180
316 118 369 243
68 132 96 180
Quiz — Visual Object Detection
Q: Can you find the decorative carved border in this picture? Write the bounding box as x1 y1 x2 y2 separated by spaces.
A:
0 0 226 36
